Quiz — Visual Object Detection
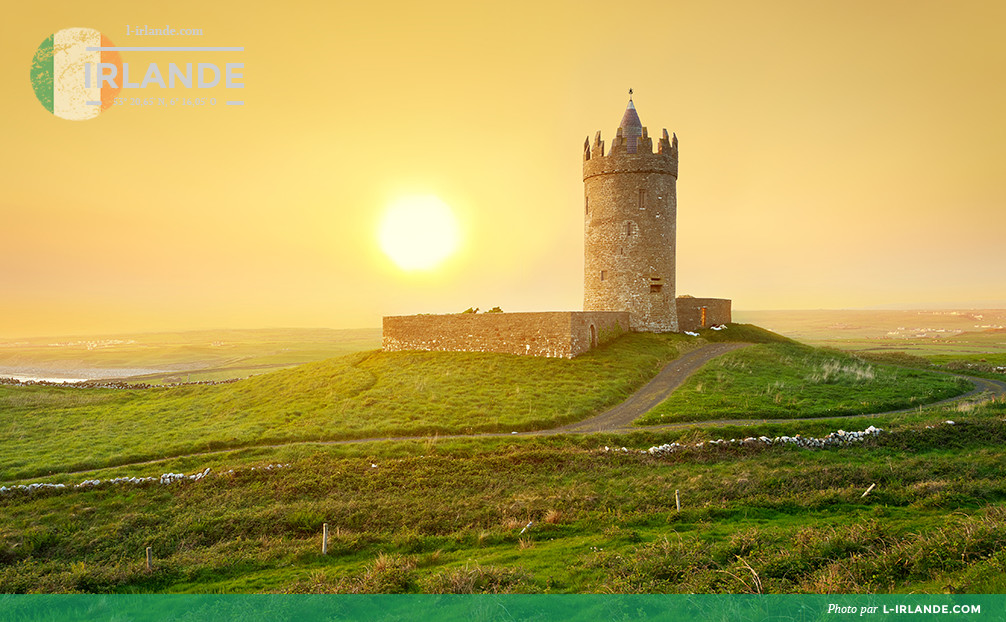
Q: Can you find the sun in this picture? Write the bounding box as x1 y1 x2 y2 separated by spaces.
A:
378 195 461 271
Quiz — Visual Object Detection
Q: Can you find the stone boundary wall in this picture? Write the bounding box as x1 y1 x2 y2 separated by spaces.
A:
383 311 630 359
676 298 732 331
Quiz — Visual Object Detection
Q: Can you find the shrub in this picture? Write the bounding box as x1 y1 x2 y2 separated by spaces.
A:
422 564 533 593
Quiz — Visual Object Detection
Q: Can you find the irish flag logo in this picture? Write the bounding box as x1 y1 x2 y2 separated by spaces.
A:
30 28 123 121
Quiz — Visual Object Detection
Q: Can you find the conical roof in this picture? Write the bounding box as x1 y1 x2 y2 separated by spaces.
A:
619 99 643 153
619 100 642 132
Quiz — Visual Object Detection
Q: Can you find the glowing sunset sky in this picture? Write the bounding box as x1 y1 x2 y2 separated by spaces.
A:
2 1 1004 337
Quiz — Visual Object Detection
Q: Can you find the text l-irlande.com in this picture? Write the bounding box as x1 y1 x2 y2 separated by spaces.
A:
84 62 243 89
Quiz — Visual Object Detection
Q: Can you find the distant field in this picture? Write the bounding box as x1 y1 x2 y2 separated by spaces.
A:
0 328 382 383
735 310 1006 372
734 309 1006 342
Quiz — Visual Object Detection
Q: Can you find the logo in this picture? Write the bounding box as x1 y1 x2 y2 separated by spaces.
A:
30 27 123 121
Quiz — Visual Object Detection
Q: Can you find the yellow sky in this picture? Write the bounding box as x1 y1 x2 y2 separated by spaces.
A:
2 0 1005 337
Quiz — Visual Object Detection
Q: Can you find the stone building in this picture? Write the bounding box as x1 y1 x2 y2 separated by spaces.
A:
383 96 731 357
583 98 679 332
676 296 732 332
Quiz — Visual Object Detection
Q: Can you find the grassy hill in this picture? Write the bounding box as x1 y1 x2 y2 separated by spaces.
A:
0 326 972 482
0 332 702 481
0 324 998 594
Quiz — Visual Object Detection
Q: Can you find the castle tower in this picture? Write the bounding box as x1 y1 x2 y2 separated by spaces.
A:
583 96 679 332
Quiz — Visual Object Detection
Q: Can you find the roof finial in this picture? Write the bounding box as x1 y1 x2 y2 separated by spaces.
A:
628 87 633 100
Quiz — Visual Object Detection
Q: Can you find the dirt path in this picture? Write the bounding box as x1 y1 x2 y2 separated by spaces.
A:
21 347 1006 481
552 342 750 433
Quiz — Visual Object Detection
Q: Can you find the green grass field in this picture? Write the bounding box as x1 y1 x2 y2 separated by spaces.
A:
3 398 1006 594
0 327 971 482
637 343 972 424
0 332 704 481
0 323 1001 594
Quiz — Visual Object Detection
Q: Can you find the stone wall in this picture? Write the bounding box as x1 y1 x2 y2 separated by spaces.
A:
676 297 732 331
569 312 631 356
383 311 630 358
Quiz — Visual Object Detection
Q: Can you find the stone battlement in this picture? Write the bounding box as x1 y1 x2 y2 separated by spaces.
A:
583 128 678 180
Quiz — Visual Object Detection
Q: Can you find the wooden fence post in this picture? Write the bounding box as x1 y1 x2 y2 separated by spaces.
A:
675 489 681 512
322 523 329 555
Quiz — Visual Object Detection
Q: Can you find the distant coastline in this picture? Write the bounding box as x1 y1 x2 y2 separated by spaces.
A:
0 367 166 384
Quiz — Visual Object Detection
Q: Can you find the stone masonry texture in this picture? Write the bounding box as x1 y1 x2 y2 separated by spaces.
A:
676 297 732 331
583 105 679 332
382 312 629 359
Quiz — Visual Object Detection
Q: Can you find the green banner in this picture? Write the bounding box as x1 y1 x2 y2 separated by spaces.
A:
0 594 1001 622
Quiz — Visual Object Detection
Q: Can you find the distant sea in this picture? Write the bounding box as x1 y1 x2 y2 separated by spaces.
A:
0 367 167 384
2 374 90 384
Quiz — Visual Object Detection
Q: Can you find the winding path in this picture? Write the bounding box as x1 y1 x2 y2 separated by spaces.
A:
553 342 750 433
15 344 1006 481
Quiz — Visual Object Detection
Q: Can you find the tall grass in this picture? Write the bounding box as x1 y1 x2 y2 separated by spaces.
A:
3 399 1006 593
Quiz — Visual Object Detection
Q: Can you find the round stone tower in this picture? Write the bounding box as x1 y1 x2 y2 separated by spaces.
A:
583 97 679 332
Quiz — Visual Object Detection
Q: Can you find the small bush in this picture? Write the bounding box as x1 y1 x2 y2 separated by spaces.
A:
284 554 418 594
422 564 533 593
